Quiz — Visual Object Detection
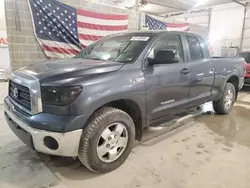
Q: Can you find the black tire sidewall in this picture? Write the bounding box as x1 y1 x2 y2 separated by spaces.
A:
223 83 236 113
80 108 135 172
214 83 236 114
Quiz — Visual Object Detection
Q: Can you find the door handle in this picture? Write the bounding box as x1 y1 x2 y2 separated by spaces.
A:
181 68 190 75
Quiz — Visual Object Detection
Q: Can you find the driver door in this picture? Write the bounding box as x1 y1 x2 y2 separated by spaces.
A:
144 34 191 122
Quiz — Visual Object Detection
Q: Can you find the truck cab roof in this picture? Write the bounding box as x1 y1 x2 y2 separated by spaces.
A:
110 30 200 38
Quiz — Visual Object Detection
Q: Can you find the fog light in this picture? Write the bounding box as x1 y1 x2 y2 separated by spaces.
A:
44 136 59 150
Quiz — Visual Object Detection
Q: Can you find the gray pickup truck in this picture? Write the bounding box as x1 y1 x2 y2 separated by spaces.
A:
4 31 244 173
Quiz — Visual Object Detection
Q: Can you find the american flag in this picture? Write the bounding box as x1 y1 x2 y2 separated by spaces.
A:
145 14 189 32
28 0 128 58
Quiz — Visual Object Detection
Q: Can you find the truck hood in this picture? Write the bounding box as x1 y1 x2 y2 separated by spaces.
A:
19 58 124 81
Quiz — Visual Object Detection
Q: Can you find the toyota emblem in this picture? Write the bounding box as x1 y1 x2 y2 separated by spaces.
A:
13 87 19 98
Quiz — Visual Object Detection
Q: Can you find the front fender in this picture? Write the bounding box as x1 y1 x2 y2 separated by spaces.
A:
70 68 147 127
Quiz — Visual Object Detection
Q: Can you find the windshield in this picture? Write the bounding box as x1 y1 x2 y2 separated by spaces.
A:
75 34 151 63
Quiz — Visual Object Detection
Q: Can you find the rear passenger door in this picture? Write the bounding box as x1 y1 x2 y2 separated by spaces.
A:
185 35 214 106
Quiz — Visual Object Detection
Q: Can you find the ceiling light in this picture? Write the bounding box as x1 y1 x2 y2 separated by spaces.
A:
194 0 208 7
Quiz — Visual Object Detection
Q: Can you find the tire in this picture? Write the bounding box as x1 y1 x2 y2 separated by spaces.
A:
213 83 236 115
78 107 135 173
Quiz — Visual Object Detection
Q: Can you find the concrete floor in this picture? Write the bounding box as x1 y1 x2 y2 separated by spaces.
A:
1 84 250 188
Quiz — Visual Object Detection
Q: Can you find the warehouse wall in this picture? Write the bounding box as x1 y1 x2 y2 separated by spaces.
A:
168 3 245 56
0 0 10 73
4 0 138 70
141 13 209 41
166 11 209 28
210 3 244 56
0 0 6 29
242 4 250 51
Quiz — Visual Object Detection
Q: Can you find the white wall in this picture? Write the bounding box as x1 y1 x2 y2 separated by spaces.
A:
242 5 250 51
209 3 244 56
0 0 10 73
167 3 245 56
167 11 209 27
0 0 6 29
141 13 209 40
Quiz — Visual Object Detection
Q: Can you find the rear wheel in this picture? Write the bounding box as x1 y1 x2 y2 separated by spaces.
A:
78 107 135 173
213 83 236 115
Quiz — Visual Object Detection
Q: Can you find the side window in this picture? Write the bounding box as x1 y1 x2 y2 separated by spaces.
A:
149 35 184 62
186 36 203 61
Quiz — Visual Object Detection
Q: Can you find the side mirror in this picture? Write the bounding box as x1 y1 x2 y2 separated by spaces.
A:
148 49 180 65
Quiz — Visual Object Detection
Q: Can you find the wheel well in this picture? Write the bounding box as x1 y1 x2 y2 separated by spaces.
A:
105 99 143 141
227 75 239 99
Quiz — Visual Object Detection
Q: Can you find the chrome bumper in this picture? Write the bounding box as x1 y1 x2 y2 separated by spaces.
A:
239 78 244 89
4 104 82 157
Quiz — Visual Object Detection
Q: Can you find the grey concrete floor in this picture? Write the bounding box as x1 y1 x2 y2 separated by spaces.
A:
1 84 250 188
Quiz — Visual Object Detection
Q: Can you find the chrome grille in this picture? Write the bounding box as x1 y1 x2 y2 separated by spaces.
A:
9 81 31 111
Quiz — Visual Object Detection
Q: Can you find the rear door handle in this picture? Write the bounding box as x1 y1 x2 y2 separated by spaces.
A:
181 68 190 75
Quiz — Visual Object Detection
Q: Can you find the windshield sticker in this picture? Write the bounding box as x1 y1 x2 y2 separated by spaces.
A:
130 37 149 41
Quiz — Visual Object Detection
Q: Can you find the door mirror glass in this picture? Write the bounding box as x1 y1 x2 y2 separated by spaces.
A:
148 49 180 65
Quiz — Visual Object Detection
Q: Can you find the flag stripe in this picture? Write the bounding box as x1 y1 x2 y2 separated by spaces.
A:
77 21 128 31
42 45 80 55
78 15 128 26
167 23 189 27
77 9 128 20
28 0 128 59
78 27 127 37
145 14 189 31
79 34 103 41
38 39 80 51
43 50 76 58
167 25 190 31
79 39 94 46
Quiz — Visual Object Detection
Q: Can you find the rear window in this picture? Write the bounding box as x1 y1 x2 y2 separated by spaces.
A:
186 36 204 61
237 53 250 63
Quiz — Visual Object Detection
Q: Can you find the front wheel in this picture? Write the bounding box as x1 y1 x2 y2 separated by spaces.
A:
78 107 135 173
213 83 236 115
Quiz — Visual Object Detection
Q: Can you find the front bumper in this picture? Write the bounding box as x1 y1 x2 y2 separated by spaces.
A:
4 103 82 157
244 77 250 84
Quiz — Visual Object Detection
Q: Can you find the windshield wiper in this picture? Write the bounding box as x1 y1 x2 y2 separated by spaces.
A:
85 57 103 61
91 58 102 61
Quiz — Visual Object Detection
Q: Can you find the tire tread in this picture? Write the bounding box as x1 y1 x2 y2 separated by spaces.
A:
78 107 133 172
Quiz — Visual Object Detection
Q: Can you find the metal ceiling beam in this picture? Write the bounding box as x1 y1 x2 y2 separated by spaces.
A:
208 8 212 35
240 2 249 50
161 6 213 19
146 0 189 11
135 0 140 30
231 0 246 6
163 0 242 17
165 9 208 18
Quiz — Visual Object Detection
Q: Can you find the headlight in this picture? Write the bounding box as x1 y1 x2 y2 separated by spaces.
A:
41 86 83 106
